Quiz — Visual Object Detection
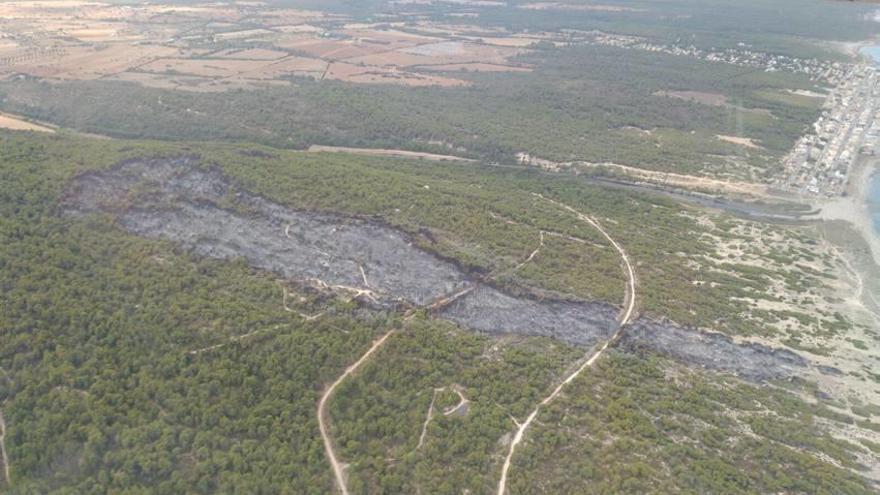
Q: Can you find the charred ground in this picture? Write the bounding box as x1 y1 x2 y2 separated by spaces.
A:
61 155 816 379
2 133 877 493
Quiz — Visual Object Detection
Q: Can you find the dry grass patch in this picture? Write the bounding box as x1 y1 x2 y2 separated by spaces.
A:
717 135 763 149
214 48 289 60
138 58 269 78
416 62 532 72
12 44 179 80
0 113 54 132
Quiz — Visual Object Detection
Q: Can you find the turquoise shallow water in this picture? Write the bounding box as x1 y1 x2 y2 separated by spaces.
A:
861 44 880 64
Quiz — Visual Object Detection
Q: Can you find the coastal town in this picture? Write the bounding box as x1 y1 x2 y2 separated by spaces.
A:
776 63 880 197
576 30 880 199
584 31 854 84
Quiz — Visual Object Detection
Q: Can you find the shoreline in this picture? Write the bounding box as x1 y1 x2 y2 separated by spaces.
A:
811 156 880 268
834 36 880 60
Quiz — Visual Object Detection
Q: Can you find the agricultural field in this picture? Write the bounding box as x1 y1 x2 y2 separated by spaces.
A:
0 0 872 180
0 0 540 90
0 0 878 493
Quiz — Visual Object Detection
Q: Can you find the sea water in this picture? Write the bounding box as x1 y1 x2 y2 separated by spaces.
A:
859 45 880 235
861 44 880 64
870 170 880 235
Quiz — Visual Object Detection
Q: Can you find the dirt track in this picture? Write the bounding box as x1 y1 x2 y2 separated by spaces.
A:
307 145 476 162
318 329 397 495
61 157 812 493
416 389 441 451
496 194 637 495
415 385 470 451
319 229 547 494
0 409 9 486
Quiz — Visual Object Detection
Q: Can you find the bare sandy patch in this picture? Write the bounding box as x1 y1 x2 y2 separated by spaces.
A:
340 27 441 50
517 152 768 196
655 90 728 106
67 23 143 42
785 89 827 99
717 135 762 149
812 159 880 267
214 28 274 41
324 62 466 86
308 145 475 162
11 43 179 80
346 50 441 67
350 42 521 68
256 55 327 79
618 125 653 136
410 21 509 37
0 113 55 132
274 38 389 60
403 41 468 57
214 48 289 60
416 62 532 72
138 58 269 78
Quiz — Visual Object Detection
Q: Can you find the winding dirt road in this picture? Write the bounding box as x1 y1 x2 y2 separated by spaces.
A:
0 409 9 485
318 328 397 495
496 194 637 495
318 229 548 494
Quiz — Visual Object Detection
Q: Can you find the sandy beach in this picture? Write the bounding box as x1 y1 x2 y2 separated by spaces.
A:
813 156 880 268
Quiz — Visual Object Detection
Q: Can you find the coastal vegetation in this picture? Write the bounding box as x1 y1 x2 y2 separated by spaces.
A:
0 130 875 492
0 41 822 180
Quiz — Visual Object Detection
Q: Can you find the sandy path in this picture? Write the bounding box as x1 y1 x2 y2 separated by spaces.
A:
307 145 476 163
533 194 637 323
0 409 9 485
188 325 284 355
318 328 397 495
496 194 637 495
416 389 441 451
443 387 469 416
517 153 767 197
306 277 381 304
319 227 549 493
415 385 470 451
281 285 325 321
509 231 544 274
583 162 767 197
